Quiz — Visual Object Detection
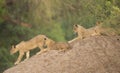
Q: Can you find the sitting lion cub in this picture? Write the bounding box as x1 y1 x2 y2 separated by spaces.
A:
69 22 101 43
10 35 47 65
39 37 71 54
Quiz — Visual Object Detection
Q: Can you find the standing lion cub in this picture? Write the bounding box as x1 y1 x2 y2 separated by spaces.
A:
10 35 47 65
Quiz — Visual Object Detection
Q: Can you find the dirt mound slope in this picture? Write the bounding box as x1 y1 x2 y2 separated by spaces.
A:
4 36 120 73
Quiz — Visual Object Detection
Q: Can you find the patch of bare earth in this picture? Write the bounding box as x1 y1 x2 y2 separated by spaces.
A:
4 36 120 73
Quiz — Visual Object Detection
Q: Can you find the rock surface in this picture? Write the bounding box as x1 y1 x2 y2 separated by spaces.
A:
4 36 120 73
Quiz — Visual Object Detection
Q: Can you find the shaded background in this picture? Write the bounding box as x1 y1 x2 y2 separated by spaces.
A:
0 0 120 72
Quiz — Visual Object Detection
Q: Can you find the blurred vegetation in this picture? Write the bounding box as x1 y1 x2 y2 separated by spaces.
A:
0 0 120 72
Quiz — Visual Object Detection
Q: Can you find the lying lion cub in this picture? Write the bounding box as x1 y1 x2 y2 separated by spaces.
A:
69 22 101 43
10 35 47 65
39 37 71 54
85 22 101 37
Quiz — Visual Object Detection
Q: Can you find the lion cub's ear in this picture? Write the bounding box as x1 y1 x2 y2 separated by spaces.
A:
12 45 14 48
12 45 16 48
74 24 78 27
96 21 102 26
44 38 47 40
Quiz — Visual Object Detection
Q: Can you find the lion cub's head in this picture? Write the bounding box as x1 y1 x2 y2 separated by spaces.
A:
43 37 55 48
73 24 79 33
10 41 24 55
73 24 86 35
10 45 18 55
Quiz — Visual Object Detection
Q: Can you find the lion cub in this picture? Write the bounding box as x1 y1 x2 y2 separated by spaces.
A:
10 35 47 65
39 37 71 54
69 22 101 43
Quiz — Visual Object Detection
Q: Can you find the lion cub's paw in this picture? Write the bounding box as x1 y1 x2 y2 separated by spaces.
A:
14 61 19 65
36 52 42 55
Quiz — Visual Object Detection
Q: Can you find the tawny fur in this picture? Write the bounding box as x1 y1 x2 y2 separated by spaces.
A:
69 22 102 43
85 23 101 37
10 35 47 65
41 37 71 53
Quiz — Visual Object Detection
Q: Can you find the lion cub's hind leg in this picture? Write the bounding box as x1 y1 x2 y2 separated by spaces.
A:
25 51 30 60
58 43 71 53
